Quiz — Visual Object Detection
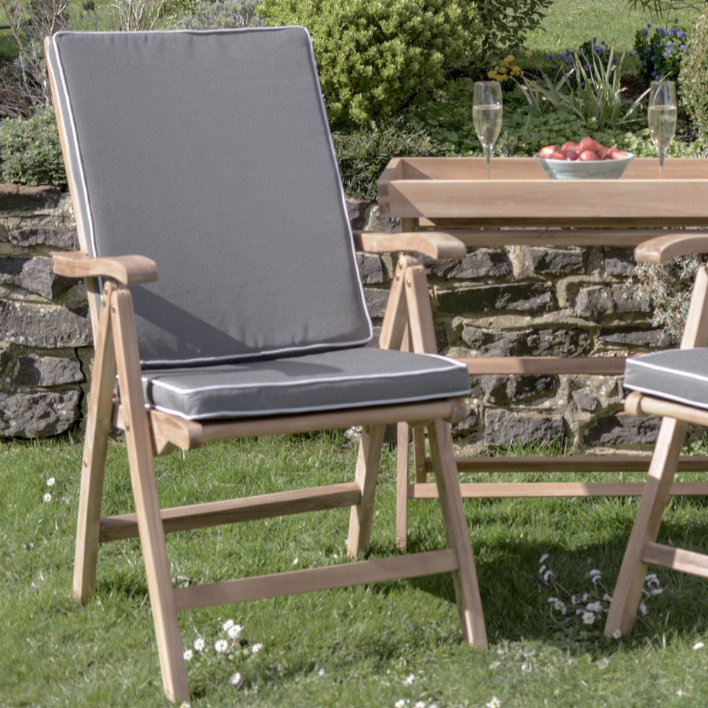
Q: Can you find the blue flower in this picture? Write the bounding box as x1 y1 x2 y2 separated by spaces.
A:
585 64 590 71
663 50 672 57
628 50 633 56
613 57 618 63
675 17 679 22
643 28 648 37
593 36 597 43
680 44 686 51
667 40 673 46
641 61 647 67
547 53 553 60
601 40 606 45
651 56 656 61
644 48 650 54
659 27 666 38
647 23 652 28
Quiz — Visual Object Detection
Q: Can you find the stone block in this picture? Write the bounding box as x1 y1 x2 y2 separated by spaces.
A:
598 327 671 349
584 414 660 447
422 248 511 279
0 299 92 348
575 284 650 317
0 185 62 211
461 326 591 358
363 288 389 319
452 409 479 436
526 247 586 275
364 205 401 234
508 375 558 402
605 248 636 276
346 199 373 230
437 282 554 315
0 389 81 437
572 389 599 412
14 354 84 387
8 225 79 250
0 256 75 300
485 410 564 446
356 253 384 284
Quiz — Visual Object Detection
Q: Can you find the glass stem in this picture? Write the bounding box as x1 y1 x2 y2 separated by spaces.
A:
659 150 665 180
485 147 491 180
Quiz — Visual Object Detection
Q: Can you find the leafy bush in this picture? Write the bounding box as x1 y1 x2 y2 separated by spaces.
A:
634 19 689 86
258 0 481 127
0 107 66 188
475 0 552 58
635 254 708 343
680 6 708 136
172 0 262 29
333 120 450 200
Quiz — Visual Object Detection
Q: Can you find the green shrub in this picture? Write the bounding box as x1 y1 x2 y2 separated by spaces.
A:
258 0 481 127
475 0 553 59
680 6 708 135
0 107 66 188
333 119 450 200
634 20 689 87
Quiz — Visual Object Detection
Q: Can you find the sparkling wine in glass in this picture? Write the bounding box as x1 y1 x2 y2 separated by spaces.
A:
473 81 503 180
648 80 677 179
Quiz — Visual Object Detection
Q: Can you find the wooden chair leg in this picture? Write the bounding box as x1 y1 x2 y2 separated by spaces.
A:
396 422 410 552
604 416 688 637
74 282 117 603
428 419 487 648
347 424 386 558
112 288 190 703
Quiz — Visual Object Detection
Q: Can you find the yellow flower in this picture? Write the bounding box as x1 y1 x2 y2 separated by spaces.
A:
512 66 521 76
487 70 497 78
497 67 508 75
525 49 532 58
506 54 515 62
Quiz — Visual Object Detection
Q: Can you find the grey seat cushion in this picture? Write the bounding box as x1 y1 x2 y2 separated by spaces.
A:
141 348 470 420
624 348 708 410
48 28 371 368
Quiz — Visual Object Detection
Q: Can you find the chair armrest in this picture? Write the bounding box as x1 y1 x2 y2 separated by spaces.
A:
353 231 467 260
53 252 159 285
634 232 708 264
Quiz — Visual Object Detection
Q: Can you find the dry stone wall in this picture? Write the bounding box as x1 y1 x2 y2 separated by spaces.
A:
0 188 91 438
0 190 665 452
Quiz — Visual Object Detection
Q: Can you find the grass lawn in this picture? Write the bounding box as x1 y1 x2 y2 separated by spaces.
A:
3 433 708 707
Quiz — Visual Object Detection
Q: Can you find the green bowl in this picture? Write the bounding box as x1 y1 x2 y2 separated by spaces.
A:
535 152 634 179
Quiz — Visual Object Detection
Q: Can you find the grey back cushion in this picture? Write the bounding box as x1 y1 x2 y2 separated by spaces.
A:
48 28 372 367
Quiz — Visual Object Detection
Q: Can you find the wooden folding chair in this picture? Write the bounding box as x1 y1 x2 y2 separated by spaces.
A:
46 28 486 702
605 233 708 638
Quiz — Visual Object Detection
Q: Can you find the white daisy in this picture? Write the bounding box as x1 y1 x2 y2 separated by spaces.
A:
43 493 52 503
215 639 228 653
486 697 502 708
639 603 648 616
229 671 242 686
597 657 609 669
227 624 243 640
603 593 613 603
180 703 191 708
395 701 406 708
46 477 55 486
194 637 205 652
318 668 325 677
543 569 556 583
548 596 558 604
571 595 579 605
539 553 549 565
489 661 501 669
582 611 596 625
553 600 567 615
651 588 663 595
693 642 705 650
183 649 193 661
645 573 660 588
612 629 622 639
586 602 602 613
403 673 415 685
414 702 426 708
223 619 234 632
252 643 263 654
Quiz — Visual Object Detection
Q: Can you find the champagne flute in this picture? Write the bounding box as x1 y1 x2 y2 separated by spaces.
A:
648 80 677 179
473 81 503 180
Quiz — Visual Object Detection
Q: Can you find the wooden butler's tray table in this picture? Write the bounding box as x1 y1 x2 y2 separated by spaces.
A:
377 156 708 549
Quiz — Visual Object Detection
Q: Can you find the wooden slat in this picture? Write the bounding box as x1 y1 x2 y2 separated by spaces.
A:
353 230 466 259
173 549 459 610
53 251 159 285
99 483 362 543
635 234 708 264
641 541 708 578
149 396 468 450
626 392 708 428
461 356 626 375
420 228 681 248
409 481 708 499
422 455 708 474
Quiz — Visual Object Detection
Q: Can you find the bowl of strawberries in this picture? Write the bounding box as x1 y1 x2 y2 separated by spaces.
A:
535 137 633 179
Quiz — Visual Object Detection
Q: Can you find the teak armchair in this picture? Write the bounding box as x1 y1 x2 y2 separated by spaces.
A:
605 233 708 637
46 28 486 702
